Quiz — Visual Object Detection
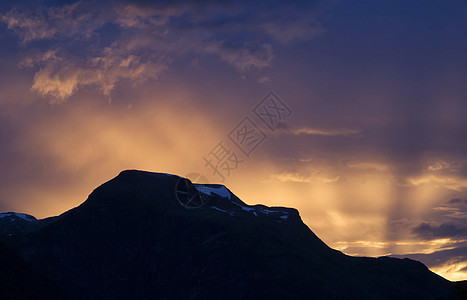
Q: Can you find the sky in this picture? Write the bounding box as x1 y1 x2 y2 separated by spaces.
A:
1 0 467 281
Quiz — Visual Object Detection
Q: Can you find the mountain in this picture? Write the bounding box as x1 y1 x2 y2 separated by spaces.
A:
0 239 67 299
0 170 463 299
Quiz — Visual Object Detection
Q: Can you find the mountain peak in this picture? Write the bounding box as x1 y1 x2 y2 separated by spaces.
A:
0 212 36 222
79 170 300 224
0 212 39 237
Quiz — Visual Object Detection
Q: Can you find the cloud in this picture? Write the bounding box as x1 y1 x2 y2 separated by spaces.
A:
410 198 467 241
345 162 391 172
258 76 270 83
392 242 467 281
448 198 467 205
399 153 467 191
273 121 362 137
290 127 362 137
204 41 274 72
399 198 467 280
19 50 59 68
32 63 80 101
271 172 313 183
261 17 323 43
421 152 467 175
30 48 168 103
406 174 467 191
431 206 467 220
1 1 106 42
1 0 325 102
270 170 344 184
413 222 467 240
427 161 451 171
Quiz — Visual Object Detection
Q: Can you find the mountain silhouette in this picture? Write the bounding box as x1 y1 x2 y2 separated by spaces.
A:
0 239 67 299
1 170 465 299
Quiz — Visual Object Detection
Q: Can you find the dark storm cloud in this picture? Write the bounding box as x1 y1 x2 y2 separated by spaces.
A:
410 197 467 239
413 222 467 240
133 0 324 43
449 198 467 205
403 197 467 275
390 203 467 276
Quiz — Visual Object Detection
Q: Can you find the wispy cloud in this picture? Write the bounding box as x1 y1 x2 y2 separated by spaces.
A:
1 0 325 103
290 127 362 137
270 171 343 184
407 174 467 191
30 48 168 103
1 2 105 42
345 162 391 172
271 173 312 183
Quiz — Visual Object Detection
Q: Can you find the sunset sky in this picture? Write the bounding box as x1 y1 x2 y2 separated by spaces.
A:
1 0 467 281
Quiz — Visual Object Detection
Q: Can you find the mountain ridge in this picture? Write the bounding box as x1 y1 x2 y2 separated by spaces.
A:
0 170 463 299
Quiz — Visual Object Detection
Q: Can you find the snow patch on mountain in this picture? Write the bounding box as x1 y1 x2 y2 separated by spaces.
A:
241 206 256 212
193 185 290 221
0 212 36 222
195 185 231 200
210 206 234 216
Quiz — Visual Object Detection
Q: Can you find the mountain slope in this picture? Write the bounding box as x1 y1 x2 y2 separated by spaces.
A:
1 170 459 299
0 240 67 299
